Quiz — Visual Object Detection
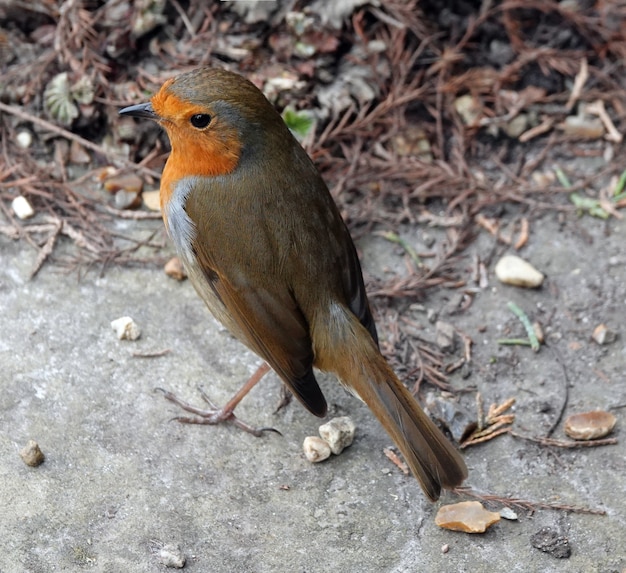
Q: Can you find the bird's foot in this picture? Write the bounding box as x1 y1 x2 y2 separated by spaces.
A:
155 386 281 437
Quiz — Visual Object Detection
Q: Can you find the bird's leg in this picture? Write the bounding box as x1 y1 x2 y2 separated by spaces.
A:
156 362 279 437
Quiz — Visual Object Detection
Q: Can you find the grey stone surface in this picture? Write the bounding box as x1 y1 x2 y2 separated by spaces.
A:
1 212 625 572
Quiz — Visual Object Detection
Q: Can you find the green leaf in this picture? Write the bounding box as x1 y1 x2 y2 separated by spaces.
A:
282 107 314 138
569 193 610 219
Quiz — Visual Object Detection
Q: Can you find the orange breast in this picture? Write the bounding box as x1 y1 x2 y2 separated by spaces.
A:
159 137 240 226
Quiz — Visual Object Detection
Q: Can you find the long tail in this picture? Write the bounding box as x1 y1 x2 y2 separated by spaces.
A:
316 310 467 501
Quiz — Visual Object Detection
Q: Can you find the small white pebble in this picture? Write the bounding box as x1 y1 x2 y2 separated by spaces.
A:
367 40 387 53
494 255 544 288
591 323 616 345
142 189 161 211
499 507 519 520
111 316 141 341
303 436 331 462
159 544 186 568
318 416 356 455
12 195 35 219
16 130 33 149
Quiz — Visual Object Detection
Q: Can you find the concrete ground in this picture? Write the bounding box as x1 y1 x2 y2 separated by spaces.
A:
1 210 625 572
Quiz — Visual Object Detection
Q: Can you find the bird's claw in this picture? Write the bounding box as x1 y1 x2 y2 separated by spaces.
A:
154 386 280 437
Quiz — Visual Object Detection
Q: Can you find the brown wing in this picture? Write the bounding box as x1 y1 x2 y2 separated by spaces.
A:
185 200 327 418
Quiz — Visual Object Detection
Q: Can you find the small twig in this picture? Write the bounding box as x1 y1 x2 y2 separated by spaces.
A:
461 426 511 448
565 57 588 111
444 356 466 374
454 486 606 516
514 217 529 250
0 224 20 239
462 396 516 447
475 213 502 240
60 220 100 253
132 348 171 358
369 7 406 29
30 218 62 279
510 430 617 448
586 99 623 143
489 398 516 419
518 117 555 142
546 345 570 438
383 447 409 475
168 0 196 37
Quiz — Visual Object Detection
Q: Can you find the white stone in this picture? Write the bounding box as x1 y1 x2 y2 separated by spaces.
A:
318 416 356 455
303 436 331 462
500 507 519 520
494 255 544 288
158 544 185 568
11 195 35 219
16 130 33 149
454 94 482 126
111 316 141 341
591 323 616 345
142 190 161 212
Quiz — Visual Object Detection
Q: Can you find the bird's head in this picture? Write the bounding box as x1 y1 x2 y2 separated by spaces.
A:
120 67 290 182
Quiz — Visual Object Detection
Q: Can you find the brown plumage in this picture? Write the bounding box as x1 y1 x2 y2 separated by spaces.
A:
120 67 467 500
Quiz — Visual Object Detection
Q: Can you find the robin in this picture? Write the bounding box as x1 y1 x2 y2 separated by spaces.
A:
120 67 467 500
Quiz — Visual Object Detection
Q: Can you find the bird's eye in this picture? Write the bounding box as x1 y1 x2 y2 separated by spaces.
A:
190 114 212 128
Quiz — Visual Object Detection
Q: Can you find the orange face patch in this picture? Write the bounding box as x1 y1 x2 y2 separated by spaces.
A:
150 87 242 212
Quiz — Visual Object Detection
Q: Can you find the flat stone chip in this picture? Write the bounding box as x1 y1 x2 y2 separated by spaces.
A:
435 501 501 533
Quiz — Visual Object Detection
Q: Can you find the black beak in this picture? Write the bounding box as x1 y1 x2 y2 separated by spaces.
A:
119 102 158 120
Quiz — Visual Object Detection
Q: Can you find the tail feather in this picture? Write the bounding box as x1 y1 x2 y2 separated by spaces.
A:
317 312 467 501
370 358 467 500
